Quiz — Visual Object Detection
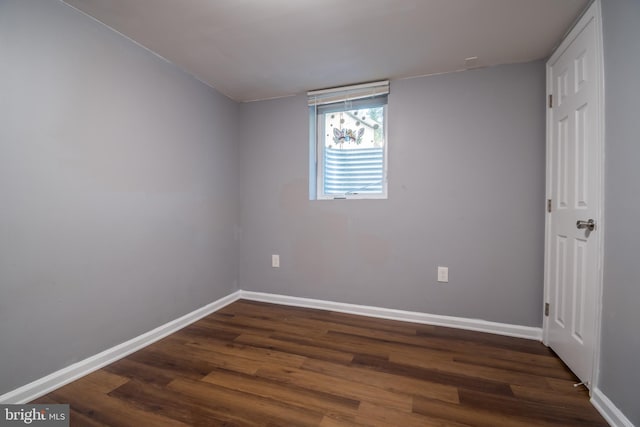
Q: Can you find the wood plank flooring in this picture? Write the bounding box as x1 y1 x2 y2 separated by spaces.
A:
33 300 608 426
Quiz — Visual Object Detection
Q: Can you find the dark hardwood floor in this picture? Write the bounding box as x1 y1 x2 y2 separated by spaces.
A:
33 300 608 426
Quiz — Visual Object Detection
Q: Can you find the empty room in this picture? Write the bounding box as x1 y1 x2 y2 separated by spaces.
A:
1 0 638 426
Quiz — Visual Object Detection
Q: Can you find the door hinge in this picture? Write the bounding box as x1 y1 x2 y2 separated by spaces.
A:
547 199 552 213
545 302 550 317
548 94 553 108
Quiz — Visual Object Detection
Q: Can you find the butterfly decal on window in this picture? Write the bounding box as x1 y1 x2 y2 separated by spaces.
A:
333 127 365 145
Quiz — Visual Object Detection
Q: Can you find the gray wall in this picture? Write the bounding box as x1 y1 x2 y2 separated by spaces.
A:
0 0 239 395
239 61 546 327
600 0 640 424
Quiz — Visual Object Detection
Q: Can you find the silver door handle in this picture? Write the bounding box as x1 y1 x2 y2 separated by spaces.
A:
576 219 596 231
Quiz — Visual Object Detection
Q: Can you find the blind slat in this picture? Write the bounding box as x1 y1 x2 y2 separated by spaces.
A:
324 147 384 195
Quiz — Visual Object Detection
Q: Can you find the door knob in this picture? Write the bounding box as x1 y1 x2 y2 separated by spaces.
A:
576 219 596 231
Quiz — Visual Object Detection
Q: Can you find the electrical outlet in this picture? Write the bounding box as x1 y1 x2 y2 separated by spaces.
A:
437 266 448 283
272 254 280 268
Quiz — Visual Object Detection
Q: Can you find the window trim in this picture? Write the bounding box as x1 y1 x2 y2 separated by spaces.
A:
307 80 389 200
308 80 389 201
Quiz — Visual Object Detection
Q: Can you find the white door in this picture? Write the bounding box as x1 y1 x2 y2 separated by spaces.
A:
544 1 604 389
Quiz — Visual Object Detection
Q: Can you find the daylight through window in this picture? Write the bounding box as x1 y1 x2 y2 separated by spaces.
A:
308 81 389 200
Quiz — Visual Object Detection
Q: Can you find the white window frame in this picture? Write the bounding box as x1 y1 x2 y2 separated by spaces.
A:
308 81 389 201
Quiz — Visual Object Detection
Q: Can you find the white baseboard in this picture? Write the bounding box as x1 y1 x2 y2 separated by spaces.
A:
1 289 545 404
591 388 636 427
6 289 631 424
239 291 543 341
8 289 634 424
0 290 242 404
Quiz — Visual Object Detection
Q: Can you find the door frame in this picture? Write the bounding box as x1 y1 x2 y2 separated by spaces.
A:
542 0 605 392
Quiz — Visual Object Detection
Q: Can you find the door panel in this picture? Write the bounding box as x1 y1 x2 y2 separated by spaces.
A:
545 2 603 389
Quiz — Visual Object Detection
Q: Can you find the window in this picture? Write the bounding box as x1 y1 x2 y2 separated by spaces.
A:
308 81 388 200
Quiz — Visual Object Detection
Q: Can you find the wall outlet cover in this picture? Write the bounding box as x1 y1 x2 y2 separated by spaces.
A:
437 266 448 283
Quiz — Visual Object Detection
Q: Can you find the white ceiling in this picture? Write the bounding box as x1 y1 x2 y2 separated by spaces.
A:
63 0 589 102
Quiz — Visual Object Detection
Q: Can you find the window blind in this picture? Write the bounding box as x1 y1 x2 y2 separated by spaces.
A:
307 80 389 106
323 147 384 195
